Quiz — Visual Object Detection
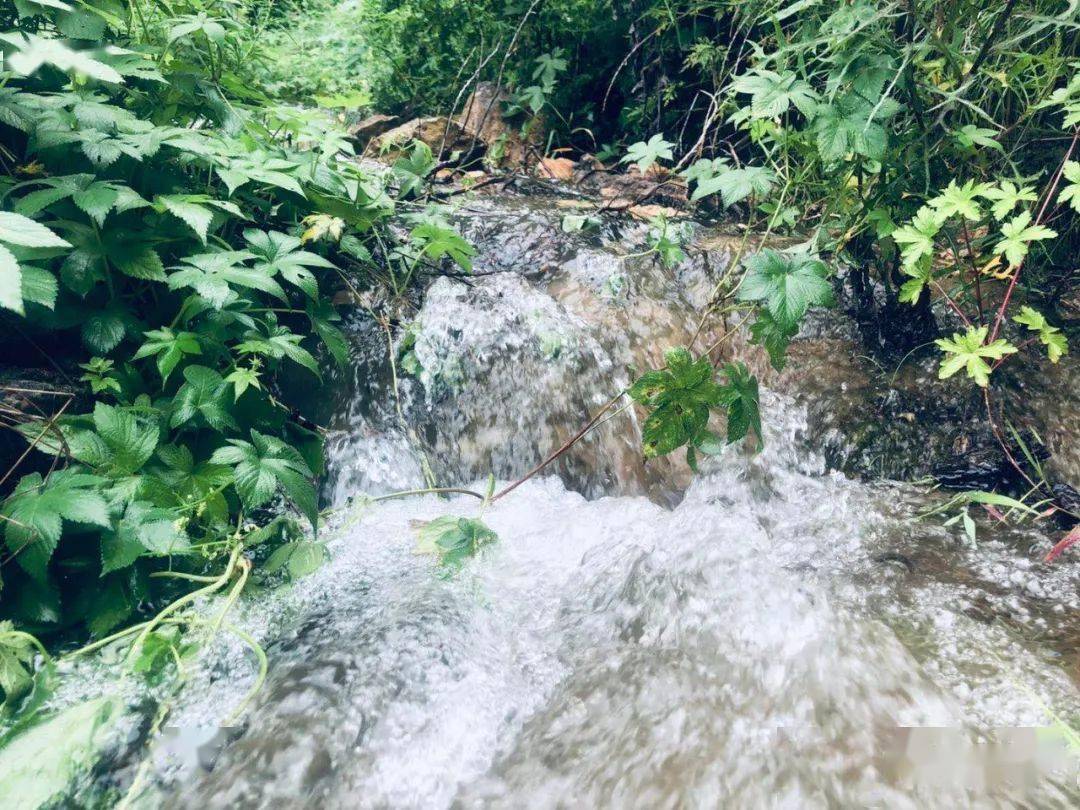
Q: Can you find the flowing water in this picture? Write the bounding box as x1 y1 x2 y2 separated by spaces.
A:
30 195 1080 807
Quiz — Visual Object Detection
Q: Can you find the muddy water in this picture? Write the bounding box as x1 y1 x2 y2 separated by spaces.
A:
67 196 1080 806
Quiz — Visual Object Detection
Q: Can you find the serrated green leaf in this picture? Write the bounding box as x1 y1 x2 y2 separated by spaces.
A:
738 249 833 330
935 325 1017 386
620 133 674 175
1 470 110 582
114 248 166 281
994 212 1056 267
0 212 71 249
209 429 318 530
0 244 24 314
157 195 213 243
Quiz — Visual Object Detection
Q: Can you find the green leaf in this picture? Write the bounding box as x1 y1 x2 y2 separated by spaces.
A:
132 327 202 383
749 310 797 372
0 621 37 705
630 348 724 459
71 182 118 226
307 300 349 367
156 195 213 244
1 470 110 582
392 140 435 197
620 133 674 175
410 223 476 272
731 68 818 118
994 211 1056 267
224 366 261 400
812 93 890 164
952 125 1002 152
81 309 127 354
114 248 166 281
891 205 944 270
169 250 287 306
979 181 1037 221
1 32 123 83
0 212 71 249
928 179 987 221
244 229 333 299
691 165 776 207
1058 161 1080 214
718 362 762 446
738 249 833 330
89 402 160 475
1013 306 1068 363
170 365 237 432
0 244 24 314
0 696 122 809
413 516 498 566
935 325 1017 387
209 430 318 531
262 540 327 579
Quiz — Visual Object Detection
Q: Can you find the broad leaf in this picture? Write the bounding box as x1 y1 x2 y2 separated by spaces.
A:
935 325 1017 386
738 249 833 330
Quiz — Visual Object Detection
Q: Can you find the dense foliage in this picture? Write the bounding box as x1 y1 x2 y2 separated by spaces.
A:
2 0 1079 721
260 0 1078 388
0 0 426 705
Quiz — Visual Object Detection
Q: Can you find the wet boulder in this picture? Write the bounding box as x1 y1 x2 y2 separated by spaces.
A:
455 82 546 170
364 116 480 162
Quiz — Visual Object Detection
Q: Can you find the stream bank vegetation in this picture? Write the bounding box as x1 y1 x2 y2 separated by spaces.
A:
1 0 1079 788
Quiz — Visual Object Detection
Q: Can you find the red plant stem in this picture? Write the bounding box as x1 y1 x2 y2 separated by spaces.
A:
931 280 972 327
960 220 984 324
982 387 1039 492
988 128 1079 343
491 392 624 502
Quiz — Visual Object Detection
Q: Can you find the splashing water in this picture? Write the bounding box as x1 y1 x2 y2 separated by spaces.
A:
140 387 1079 808
38 195 1080 807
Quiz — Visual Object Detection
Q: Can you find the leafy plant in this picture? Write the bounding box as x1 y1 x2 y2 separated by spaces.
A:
621 134 674 175
629 347 762 470
412 515 498 567
934 327 1017 387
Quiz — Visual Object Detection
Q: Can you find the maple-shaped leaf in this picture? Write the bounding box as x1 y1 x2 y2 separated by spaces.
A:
1058 161 1080 214
928 179 988 221
409 223 476 272
209 429 318 531
935 325 1017 387
731 68 818 119
680 158 728 185
244 228 335 299
620 134 674 175
691 165 776 207
891 205 944 270
132 327 202 383
1 470 111 583
630 347 722 459
1013 305 1068 363
812 92 892 164
170 365 238 432
993 211 1056 267
532 49 567 89
717 362 762 447
738 249 833 330
980 180 1038 220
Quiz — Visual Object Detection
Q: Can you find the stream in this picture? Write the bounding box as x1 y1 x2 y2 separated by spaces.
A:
15 193 1080 807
